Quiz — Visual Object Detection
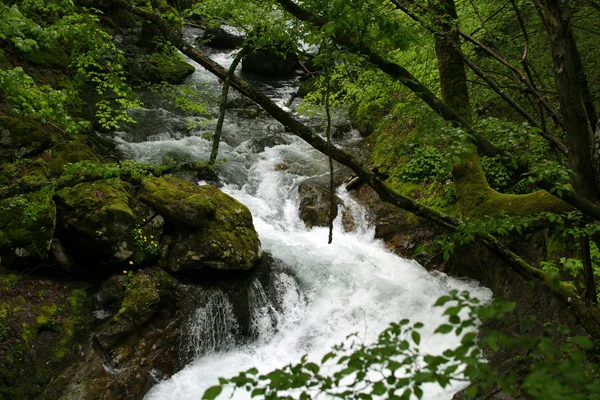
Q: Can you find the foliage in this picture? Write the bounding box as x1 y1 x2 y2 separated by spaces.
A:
131 221 159 257
399 145 451 183
0 1 141 130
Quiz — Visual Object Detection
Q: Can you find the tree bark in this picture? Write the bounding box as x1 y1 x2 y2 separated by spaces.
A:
542 0 599 202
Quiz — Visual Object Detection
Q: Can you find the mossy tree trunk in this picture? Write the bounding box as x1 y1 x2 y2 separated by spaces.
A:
429 0 569 218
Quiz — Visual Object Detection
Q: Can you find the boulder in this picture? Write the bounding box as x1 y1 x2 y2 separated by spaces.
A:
242 47 299 76
138 176 262 273
40 268 183 400
127 54 195 84
237 105 261 119
0 117 54 163
351 183 443 264
200 27 244 49
298 175 355 231
56 179 163 273
0 273 91 400
297 76 319 97
0 193 56 268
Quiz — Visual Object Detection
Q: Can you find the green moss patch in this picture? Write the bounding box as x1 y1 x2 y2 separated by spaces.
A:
140 177 262 273
0 117 55 163
138 176 217 227
0 269 90 400
56 178 161 269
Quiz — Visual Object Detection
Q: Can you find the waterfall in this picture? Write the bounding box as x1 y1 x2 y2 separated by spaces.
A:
104 33 492 399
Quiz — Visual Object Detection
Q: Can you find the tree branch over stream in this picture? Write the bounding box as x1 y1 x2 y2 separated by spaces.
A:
108 0 600 336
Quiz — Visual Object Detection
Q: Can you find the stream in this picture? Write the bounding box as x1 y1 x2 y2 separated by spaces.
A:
104 31 492 400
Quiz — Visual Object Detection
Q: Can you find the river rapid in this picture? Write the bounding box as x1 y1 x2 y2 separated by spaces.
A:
105 32 492 400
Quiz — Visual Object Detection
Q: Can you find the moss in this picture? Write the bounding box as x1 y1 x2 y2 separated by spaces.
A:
138 176 217 226
127 53 195 84
44 134 99 177
0 117 55 163
0 280 91 400
58 178 134 220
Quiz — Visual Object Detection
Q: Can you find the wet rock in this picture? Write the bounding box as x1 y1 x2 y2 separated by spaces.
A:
56 178 163 274
226 96 256 109
351 183 443 264
297 174 355 230
297 76 319 97
127 54 195 84
0 117 54 163
138 176 262 273
333 120 353 138
199 26 244 49
242 47 299 76
42 268 183 400
298 177 341 229
237 105 261 119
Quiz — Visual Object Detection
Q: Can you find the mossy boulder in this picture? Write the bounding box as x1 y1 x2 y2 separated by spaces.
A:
0 272 91 400
44 134 100 177
138 176 262 273
0 193 56 269
95 268 178 350
44 268 182 400
242 46 299 76
127 54 195 84
199 26 244 49
0 117 55 163
56 179 163 273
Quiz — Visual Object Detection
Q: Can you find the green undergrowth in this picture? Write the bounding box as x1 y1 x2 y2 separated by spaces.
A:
368 119 460 217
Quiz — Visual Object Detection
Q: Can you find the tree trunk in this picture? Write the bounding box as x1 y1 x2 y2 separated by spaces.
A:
542 0 599 203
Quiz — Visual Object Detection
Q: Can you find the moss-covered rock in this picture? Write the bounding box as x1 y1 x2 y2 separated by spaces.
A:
56 179 163 273
44 134 100 177
0 271 91 400
0 117 55 163
0 193 56 269
138 176 262 273
138 176 216 226
44 268 182 400
127 54 195 84
96 268 177 349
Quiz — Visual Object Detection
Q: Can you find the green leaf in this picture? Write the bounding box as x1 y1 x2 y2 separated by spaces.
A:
372 381 386 395
465 385 478 398
202 385 222 400
412 331 421 345
435 324 453 334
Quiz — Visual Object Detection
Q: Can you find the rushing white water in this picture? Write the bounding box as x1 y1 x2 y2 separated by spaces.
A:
109 42 492 399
